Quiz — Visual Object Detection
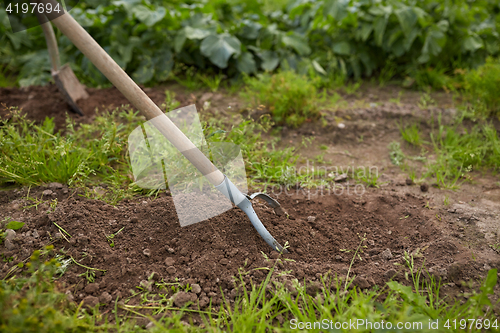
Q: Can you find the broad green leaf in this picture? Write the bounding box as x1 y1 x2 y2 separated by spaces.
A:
238 20 262 40
332 41 351 55
113 0 142 17
132 56 154 83
312 60 327 75
356 23 373 42
200 34 241 69
324 0 348 21
387 281 427 307
258 50 279 71
463 34 484 52
282 33 311 56
5 221 24 230
403 28 420 51
185 26 212 40
419 25 447 63
374 15 388 46
236 52 256 74
481 269 497 295
369 5 392 17
174 31 186 53
153 48 174 81
395 6 417 38
132 5 166 27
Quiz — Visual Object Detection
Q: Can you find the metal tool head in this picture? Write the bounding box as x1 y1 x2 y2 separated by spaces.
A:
128 105 287 252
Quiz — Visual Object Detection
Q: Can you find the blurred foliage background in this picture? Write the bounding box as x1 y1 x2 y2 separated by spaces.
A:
1 0 499 92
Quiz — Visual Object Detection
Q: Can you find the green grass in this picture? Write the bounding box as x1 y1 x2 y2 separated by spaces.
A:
1 245 499 332
241 71 321 127
394 114 500 189
0 106 310 199
462 57 500 118
400 124 423 147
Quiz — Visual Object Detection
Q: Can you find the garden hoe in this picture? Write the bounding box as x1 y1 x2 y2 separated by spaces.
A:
36 13 88 116
37 0 287 253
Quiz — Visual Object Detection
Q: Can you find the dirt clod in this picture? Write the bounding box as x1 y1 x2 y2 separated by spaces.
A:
192 284 202 294
164 258 175 266
82 296 99 308
166 266 176 275
84 283 100 294
99 292 113 304
174 292 197 307
143 248 151 257
353 276 371 289
420 183 429 192
381 248 393 260
405 178 414 186
4 229 16 241
42 190 53 196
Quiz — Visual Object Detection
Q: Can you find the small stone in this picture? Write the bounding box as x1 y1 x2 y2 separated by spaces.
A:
84 283 100 294
353 276 370 289
405 178 414 186
306 282 321 296
367 240 375 246
143 248 151 257
164 258 175 266
99 292 113 304
32 230 39 238
166 266 176 275
168 248 175 254
4 229 16 242
420 183 429 192
42 189 53 196
191 284 202 294
54 232 62 239
82 295 99 308
334 174 348 182
381 248 393 260
173 292 197 307
335 255 342 261
198 296 209 308
142 200 148 205
48 182 64 189
4 239 15 250
384 269 397 280
274 206 285 216
140 280 153 292
338 123 346 129
65 290 74 302
220 258 229 265
307 216 316 222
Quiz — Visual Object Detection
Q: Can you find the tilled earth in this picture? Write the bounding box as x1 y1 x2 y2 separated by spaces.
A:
2 84 500 322
1 183 498 315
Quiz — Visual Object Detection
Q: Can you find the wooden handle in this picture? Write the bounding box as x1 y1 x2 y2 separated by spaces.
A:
36 14 60 72
41 1 224 186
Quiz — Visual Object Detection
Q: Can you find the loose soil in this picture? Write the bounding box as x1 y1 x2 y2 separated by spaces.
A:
1 83 500 320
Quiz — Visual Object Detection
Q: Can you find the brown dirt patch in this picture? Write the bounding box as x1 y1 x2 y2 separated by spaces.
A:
2 184 497 312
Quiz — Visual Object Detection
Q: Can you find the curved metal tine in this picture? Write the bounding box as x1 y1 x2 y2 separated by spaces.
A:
248 192 280 209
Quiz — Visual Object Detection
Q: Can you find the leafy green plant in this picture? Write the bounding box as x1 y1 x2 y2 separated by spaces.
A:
2 0 500 88
400 124 423 146
463 57 500 117
388 141 406 166
105 227 125 248
241 71 320 127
